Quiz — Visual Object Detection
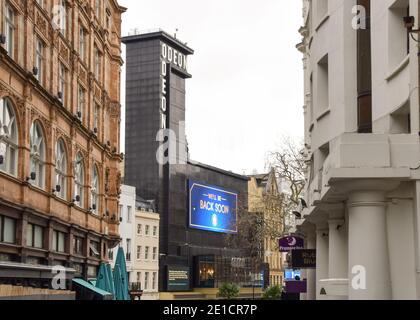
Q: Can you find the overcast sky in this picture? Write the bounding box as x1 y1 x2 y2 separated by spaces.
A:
118 0 304 175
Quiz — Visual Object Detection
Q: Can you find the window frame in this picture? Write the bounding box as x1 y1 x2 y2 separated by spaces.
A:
4 2 15 59
0 97 18 177
91 165 99 214
74 153 85 208
0 215 16 244
29 121 46 189
26 223 44 249
55 139 68 200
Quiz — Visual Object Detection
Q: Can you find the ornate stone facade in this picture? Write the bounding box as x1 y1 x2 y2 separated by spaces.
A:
0 0 126 281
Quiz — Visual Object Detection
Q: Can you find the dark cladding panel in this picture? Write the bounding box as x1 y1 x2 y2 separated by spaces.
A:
124 39 162 200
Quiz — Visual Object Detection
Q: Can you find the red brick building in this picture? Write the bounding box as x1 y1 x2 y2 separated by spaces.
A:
0 0 125 284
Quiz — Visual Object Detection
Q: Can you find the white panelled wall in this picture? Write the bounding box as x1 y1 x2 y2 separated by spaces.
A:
297 0 420 300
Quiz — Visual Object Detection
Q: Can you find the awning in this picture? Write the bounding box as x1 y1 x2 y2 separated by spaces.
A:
72 278 113 300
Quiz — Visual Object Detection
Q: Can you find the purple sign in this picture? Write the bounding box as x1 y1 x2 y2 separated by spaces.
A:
286 280 307 294
279 236 304 252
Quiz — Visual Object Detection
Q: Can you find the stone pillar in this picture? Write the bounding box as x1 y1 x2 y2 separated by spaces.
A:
328 206 348 280
300 268 307 300
306 232 316 300
316 225 329 300
348 190 392 300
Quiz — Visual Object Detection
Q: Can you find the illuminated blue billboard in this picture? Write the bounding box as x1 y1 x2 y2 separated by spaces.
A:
189 180 238 234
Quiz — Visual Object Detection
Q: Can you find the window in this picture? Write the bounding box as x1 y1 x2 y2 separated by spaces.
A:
137 224 142 235
126 239 131 261
137 245 142 260
145 225 150 236
152 272 157 290
90 240 100 258
77 86 85 122
153 226 157 237
79 27 86 62
127 206 132 223
58 63 66 104
59 0 67 35
34 38 44 83
74 153 85 208
145 246 149 260
95 0 101 21
108 249 113 260
55 139 67 200
91 166 99 214
30 122 46 189
309 73 314 123
35 0 44 9
136 272 141 283
94 46 101 80
119 205 123 222
73 236 83 255
317 55 329 113
0 98 18 176
0 215 16 244
93 104 100 134
144 272 149 290
4 3 15 58
152 247 157 261
52 230 66 253
388 0 410 69
26 224 44 249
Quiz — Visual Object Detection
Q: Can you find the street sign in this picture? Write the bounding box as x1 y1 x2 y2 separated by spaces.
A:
279 235 304 252
291 249 316 269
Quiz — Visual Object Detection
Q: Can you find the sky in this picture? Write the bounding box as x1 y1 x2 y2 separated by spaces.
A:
118 0 304 175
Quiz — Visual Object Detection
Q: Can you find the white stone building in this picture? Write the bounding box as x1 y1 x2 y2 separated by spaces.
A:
111 184 136 284
297 0 420 300
133 199 160 300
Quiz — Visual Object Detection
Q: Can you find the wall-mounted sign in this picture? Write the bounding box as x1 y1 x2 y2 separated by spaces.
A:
167 266 190 292
291 249 316 269
285 280 307 294
160 59 170 129
161 43 188 72
189 180 238 234
231 257 246 269
279 236 304 252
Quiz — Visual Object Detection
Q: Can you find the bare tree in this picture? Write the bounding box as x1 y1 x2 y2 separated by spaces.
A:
266 136 306 234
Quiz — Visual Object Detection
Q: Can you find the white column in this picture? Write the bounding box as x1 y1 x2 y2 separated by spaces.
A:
306 232 316 300
327 206 348 300
300 268 307 300
328 206 348 280
316 225 329 300
348 190 392 300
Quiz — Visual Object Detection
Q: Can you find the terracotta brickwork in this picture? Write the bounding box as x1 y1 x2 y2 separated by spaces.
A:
0 0 125 279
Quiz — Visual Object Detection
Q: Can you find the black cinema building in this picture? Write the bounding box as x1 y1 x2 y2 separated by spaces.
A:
122 31 265 296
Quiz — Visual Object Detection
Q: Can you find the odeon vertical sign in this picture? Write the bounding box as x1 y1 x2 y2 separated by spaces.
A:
160 43 189 129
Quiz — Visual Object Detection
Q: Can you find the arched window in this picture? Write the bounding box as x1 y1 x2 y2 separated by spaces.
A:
91 165 99 214
29 121 46 189
55 139 67 200
0 97 18 176
74 153 85 208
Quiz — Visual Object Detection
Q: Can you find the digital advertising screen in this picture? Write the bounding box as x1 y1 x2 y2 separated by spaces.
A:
284 269 301 280
188 180 238 234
